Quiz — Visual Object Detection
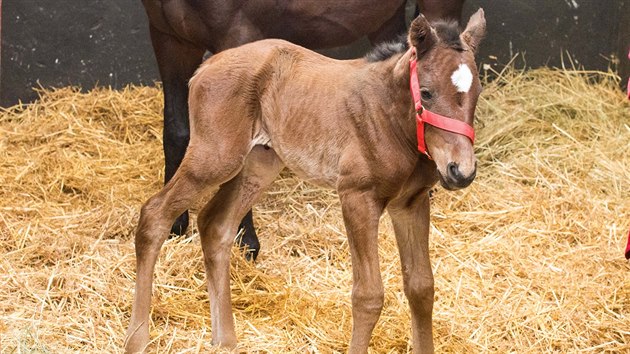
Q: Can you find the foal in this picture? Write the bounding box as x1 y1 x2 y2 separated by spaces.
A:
125 10 486 353
144 0 467 257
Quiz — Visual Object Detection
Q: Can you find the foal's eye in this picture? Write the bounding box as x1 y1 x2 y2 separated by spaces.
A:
421 90 433 101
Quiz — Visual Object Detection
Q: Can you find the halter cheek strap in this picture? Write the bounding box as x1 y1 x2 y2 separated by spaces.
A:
409 48 475 159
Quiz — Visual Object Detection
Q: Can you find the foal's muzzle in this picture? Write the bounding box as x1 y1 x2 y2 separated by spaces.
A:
439 162 477 190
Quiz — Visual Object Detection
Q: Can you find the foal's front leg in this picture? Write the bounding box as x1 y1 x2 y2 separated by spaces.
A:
388 192 434 353
339 189 385 353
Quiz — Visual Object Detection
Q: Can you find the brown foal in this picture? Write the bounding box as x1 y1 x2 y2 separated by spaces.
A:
125 10 486 353
144 0 466 250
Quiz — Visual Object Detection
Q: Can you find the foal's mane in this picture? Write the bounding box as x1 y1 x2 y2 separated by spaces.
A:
365 34 409 62
365 20 463 62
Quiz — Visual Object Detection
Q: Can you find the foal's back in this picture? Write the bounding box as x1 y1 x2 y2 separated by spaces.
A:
189 39 389 188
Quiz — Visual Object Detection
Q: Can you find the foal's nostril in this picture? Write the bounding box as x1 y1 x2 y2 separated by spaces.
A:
443 162 476 190
447 162 462 181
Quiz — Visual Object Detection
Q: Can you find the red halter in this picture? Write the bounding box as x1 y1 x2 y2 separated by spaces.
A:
409 48 475 159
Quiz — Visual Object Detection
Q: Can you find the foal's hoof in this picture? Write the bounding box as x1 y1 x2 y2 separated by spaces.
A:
124 324 150 354
169 211 189 237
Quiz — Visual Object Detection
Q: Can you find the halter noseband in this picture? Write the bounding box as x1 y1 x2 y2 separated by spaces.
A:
409 48 475 159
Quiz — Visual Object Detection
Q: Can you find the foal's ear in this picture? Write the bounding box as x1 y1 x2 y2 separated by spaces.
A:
408 14 438 56
461 8 486 54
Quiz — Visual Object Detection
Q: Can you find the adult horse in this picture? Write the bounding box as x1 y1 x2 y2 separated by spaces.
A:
126 9 486 353
142 0 466 258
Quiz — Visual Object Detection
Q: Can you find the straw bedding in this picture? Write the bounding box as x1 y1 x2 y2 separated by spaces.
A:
1 68 629 353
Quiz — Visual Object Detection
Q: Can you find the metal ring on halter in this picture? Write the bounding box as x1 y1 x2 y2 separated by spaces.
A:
416 105 424 115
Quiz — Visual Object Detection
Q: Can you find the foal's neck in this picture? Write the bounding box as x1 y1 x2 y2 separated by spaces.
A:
365 50 418 158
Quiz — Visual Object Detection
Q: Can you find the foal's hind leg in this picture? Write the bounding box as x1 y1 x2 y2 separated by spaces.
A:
196 145 283 347
124 147 248 353
148 24 204 236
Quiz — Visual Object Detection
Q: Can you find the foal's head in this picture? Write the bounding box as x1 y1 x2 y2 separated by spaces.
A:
409 9 486 190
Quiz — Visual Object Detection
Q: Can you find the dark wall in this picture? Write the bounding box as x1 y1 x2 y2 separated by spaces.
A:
1 0 158 106
1 1 629 107
464 0 630 82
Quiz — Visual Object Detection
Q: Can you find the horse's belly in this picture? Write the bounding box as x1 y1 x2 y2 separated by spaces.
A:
270 144 340 189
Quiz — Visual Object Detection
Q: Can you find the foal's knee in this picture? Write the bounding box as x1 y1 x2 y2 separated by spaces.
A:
138 196 167 227
135 197 170 249
352 286 385 317
198 204 231 238
197 208 237 256
404 276 434 314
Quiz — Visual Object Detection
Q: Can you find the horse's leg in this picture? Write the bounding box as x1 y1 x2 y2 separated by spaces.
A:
124 144 250 353
150 24 263 257
418 0 465 23
387 191 434 353
216 31 270 262
367 1 407 44
148 24 204 236
236 210 259 261
196 145 284 347
339 188 385 353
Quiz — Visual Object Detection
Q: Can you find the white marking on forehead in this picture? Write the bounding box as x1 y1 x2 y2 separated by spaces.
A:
450 64 473 93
